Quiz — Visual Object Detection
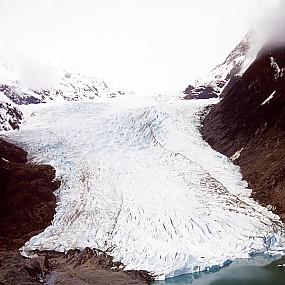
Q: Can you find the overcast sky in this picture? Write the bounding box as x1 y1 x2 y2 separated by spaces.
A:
0 0 281 94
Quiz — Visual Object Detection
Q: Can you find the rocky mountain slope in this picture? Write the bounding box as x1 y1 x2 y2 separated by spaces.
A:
184 32 259 99
201 43 285 222
0 138 59 250
0 58 131 130
0 58 130 104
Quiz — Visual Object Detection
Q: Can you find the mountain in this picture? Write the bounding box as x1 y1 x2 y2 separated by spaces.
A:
0 59 132 131
184 32 259 99
0 71 129 105
201 42 285 221
0 59 131 105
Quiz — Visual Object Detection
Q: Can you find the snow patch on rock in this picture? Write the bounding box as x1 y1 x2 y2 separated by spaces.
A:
261 91 276 105
0 57 132 105
0 93 22 131
184 32 261 99
230 148 244 161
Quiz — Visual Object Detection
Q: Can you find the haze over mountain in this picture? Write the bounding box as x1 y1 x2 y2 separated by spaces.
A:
0 0 280 94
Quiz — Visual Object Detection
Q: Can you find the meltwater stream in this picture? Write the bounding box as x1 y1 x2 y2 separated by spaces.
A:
6 95 285 280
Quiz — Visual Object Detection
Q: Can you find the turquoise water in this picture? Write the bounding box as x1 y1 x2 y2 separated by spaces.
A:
153 255 285 285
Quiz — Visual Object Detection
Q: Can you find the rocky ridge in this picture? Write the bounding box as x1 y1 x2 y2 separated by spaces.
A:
184 32 259 99
201 43 285 222
0 58 132 131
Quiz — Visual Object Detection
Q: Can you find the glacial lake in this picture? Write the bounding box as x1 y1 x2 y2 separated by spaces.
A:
153 255 285 285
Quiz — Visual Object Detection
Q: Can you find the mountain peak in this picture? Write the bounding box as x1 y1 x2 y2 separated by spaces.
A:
184 31 260 100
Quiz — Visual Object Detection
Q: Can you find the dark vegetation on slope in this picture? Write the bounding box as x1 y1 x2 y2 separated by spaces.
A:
201 44 285 222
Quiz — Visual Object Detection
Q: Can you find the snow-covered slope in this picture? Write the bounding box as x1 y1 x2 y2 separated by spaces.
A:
0 58 131 105
0 95 22 131
184 32 260 99
0 58 132 130
6 95 285 280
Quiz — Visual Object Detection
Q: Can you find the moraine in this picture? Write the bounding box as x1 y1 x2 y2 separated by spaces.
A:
6 94 285 280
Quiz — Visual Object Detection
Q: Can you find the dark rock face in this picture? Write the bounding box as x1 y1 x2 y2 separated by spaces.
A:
219 75 240 98
0 248 152 285
184 84 195 95
184 85 219 100
201 44 285 221
0 251 40 285
0 138 59 250
44 248 153 284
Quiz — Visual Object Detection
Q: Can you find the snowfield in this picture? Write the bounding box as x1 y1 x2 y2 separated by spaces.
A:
6 95 285 280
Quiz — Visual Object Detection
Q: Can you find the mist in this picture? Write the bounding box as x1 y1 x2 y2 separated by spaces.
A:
261 0 285 47
0 0 281 94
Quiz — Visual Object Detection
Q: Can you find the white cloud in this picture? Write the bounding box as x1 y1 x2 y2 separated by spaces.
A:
0 0 280 94
19 56 60 90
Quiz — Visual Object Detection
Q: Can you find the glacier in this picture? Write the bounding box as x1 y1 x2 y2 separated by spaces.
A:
5 94 285 280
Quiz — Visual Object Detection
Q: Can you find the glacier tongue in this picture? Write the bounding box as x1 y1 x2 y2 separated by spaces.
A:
7 96 285 280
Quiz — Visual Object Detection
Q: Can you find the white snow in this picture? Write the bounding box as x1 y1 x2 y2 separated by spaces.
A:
0 57 133 103
1 157 10 162
5 94 285 280
261 91 276 105
270 57 285 79
230 148 244 161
